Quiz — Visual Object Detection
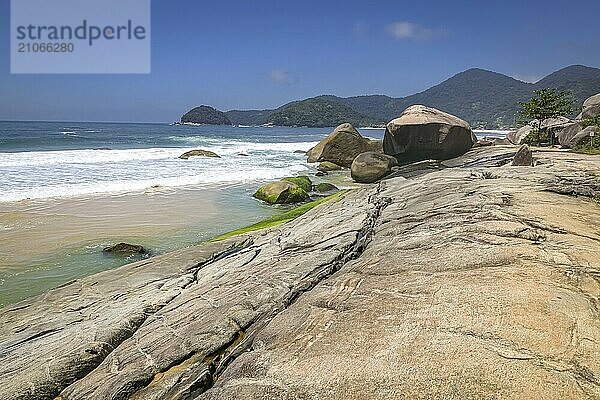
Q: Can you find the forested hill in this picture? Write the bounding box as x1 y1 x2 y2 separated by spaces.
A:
184 65 600 128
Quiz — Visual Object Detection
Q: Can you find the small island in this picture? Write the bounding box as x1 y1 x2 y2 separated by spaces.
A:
180 105 231 125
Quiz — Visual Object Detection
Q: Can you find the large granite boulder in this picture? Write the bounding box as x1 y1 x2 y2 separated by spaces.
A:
307 123 370 167
253 181 309 204
313 182 339 193
580 93 600 119
557 123 583 147
543 116 572 129
507 124 535 145
558 124 599 148
383 105 475 162
365 139 384 153
351 151 398 183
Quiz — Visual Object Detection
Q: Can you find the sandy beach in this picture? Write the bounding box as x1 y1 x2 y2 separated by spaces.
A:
0 183 282 306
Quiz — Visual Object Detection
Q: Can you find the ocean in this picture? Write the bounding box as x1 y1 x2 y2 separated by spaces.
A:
0 121 507 307
0 121 332 202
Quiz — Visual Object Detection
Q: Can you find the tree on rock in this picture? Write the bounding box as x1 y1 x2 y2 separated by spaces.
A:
518 89 573 145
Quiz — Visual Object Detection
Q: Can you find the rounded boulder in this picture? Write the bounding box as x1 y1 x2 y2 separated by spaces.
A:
307 123 369 167
351 152 398 183
253 181 309 205
383 105 475 162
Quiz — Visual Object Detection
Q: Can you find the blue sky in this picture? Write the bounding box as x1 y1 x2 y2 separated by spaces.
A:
1 0 599 122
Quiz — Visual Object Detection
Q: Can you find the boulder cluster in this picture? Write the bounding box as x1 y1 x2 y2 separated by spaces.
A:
306 105 477 184
507 92 600 148
256 95 599 205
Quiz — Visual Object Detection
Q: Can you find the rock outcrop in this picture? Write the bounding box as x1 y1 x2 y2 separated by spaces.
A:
350 151 398 183
1 148 599 400
556 123 599 148
383 105 475 162
580 93 600 119
307 123 376 168
180 106 232 125
179 149 220 159
253 180 309 204
511 144 533 166
508 118 573 145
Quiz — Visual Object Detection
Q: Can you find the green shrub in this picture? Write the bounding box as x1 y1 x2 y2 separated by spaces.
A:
521 128 550 145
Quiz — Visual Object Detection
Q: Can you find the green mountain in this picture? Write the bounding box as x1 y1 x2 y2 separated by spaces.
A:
225 109 273 126
185 65 600 128
181 105 231 125
335 65 600 127
535 65 600 106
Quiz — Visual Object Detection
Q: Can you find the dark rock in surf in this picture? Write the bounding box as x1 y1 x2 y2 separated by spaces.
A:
313 183 339 193
179 149 221 159
103 243 148 256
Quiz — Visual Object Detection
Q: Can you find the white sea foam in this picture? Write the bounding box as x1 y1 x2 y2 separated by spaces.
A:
473 130 511 138
0 140 318 168
0 140 318 202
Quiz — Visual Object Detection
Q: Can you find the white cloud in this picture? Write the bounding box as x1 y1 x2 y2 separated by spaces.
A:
385 21 435 40
269 68 291 84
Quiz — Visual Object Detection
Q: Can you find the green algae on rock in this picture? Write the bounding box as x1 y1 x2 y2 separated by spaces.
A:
281 176 312 192
313 182 339 193
212 191 347 241
317 161 342 172
253 181 309 204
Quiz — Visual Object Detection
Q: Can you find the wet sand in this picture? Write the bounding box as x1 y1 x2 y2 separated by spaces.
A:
0 184 280 307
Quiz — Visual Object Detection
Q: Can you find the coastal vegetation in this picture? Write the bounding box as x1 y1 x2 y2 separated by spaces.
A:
518 89 574 145
211 190 346 241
